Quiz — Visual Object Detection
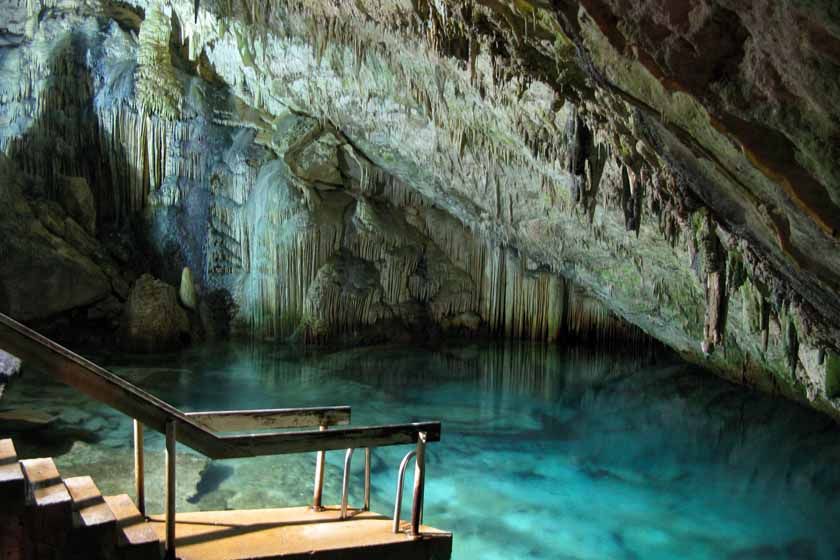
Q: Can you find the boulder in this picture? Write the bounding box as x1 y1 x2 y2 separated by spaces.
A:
0 350 21 400
0 159 110 321
59 176 96 235
119 274 191 353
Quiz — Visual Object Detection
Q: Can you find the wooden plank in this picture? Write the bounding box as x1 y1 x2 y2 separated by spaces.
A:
215 422 442 458
186 406 351 431
64 476 116 529
0 439 23 483
146 506 452 560
164 420 176 560
134 420 145 516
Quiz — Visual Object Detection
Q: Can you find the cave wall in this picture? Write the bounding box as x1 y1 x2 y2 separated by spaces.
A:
0 0 638 349
1 0 839 418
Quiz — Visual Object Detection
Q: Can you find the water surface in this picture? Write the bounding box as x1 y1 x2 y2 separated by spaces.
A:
3 342 840 559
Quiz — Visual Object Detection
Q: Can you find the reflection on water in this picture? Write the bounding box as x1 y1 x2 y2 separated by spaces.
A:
3 341 840 559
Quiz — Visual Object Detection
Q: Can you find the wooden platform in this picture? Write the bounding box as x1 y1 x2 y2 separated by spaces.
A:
147 506 452 560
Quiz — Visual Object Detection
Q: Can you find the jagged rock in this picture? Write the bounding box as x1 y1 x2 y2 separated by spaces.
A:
0 350 21 400
199 289 235 340
300 252 392 341
179 266 198 310
59 176 96 235
63 216 99 257
87 295 123 324
32 200 67 238
0 350 21 380
826 352 840 400
441 312 482 333
290 133 344 186
0 178 111 321
119 274 191 353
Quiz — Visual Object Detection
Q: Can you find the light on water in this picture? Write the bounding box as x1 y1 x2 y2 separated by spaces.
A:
4 342 840 559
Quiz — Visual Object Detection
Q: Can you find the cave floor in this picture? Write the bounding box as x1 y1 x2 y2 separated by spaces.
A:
147 506 451 560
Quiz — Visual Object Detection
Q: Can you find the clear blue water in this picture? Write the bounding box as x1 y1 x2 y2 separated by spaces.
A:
4 341 840 559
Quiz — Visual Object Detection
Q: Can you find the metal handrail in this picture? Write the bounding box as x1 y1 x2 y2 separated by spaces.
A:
340 447 372 519
392 431 427 537
0 313 440 559
392 450 416 533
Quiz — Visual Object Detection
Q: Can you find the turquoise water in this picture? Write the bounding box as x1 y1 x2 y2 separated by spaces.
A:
4 342 840 559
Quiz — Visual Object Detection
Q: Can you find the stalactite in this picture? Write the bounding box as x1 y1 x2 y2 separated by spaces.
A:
701 214 728 355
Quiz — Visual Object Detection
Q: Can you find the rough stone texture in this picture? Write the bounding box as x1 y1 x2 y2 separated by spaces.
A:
119 274 191 353
0 349 22 400
0 158 111 322
59 176 97 236
0 0 839 417
0 350 22 378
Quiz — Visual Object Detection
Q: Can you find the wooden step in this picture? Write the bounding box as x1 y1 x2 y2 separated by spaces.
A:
0 439 25 510
104 494 162 560
65 476 118 559
20 457 73 548
65 476 116 530
20 457 72 508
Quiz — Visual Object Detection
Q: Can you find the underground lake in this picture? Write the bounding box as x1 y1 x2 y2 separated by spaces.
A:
4 341 839 560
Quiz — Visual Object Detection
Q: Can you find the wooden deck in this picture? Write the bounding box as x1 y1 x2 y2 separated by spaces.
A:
147 506 452 560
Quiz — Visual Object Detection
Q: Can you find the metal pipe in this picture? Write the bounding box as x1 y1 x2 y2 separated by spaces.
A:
410 432 427 537
164 419 177 560
312 425 327 511
392 450 417 533
363 448 371 512
133 419 145 516
340 448 354 519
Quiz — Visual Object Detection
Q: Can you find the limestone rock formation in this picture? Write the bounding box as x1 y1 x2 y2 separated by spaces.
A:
0 350 22 400
59 176 97 236
0 158 111 322
119 274 191 353
180 267 198 310
1 0 839 418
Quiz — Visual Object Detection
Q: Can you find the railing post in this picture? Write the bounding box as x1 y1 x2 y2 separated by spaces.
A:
164 419 177 560
363 448 371 512
312 424 327 511
133 419 145 516
410 432 427 537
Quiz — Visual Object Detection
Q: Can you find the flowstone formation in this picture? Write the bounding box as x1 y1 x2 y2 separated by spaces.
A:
0 0 839 418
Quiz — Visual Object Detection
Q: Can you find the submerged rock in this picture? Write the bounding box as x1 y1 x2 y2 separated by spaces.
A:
119 274 191 353
0 408 58 431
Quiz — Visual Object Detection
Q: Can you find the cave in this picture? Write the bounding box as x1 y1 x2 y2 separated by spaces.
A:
1 1 839 559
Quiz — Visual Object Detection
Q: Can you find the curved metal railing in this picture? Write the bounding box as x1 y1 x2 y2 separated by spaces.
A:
339 447 371 519
392 431 427 536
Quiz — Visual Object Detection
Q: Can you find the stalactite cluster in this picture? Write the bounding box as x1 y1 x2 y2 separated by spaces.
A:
2 0 839 417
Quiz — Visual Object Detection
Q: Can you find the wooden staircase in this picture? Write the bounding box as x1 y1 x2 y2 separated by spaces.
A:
0 438 162 560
